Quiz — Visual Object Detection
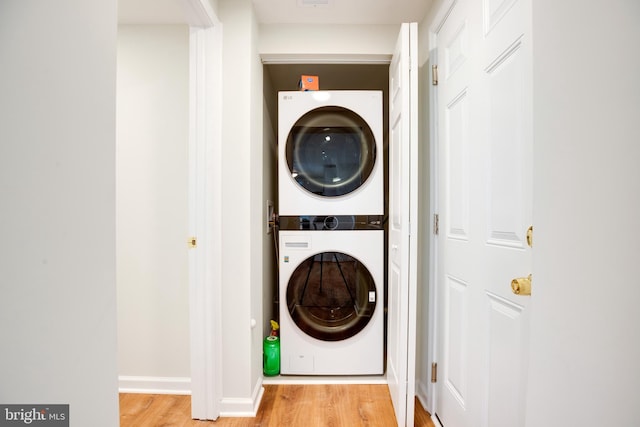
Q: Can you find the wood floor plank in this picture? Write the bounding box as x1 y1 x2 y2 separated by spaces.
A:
120 384 435 426
415 397 436 427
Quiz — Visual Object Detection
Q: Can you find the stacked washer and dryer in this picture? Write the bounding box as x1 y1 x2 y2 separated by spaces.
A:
277 91 384 375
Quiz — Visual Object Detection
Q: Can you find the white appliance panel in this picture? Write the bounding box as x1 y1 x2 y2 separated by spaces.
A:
278 91 384 216
278 230 384 375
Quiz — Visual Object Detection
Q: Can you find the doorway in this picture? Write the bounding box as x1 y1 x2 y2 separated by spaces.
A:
116 0 223 420
116 23 192 395
261 62 390 363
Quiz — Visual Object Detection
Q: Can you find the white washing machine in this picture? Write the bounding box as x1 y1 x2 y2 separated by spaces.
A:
278 90 383 216
278 226 384 375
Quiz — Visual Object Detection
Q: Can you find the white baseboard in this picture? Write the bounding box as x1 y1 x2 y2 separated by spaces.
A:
118 376 191 395
416 379 431 413
219 379 264 417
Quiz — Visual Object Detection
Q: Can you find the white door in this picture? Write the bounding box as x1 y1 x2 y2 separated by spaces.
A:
387 22 419 427
185 2 223 420
433 0 533 425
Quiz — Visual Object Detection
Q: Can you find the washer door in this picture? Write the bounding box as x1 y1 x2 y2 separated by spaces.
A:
286 251 377 341
285 106 377 198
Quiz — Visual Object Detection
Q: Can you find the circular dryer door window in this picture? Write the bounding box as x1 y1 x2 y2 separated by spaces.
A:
285 106 376 198
286 251 377 341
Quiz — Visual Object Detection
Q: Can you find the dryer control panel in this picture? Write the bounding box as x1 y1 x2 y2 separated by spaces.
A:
279 215 384 231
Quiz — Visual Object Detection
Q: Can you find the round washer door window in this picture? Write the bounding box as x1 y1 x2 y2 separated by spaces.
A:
286 251 377 341
285 106 377 198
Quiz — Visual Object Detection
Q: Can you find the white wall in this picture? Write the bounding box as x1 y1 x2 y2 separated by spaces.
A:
218 0 264 414
249 1 268 401
116 24 191 391
527 1 640 425
0 1 119 425
259 23 399 60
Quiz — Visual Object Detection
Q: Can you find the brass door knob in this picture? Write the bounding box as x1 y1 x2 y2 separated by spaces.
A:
511 274 532 296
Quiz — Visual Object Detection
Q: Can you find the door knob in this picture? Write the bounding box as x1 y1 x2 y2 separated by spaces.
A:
511 274 532 296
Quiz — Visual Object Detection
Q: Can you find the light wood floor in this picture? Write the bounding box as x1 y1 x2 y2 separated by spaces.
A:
120 384 435 427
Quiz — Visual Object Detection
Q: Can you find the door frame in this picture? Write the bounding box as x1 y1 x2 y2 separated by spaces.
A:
181 0 223 420
425 48 441 421
426 0 459 425
262 49 419 426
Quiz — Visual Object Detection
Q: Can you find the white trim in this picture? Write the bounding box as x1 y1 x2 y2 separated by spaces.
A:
181 0 218 27
407 21 420 427
219 382 265 417
118 376 191 395
416 379 430 413
426 47 440 417
260 53 392 64
183 0 223 421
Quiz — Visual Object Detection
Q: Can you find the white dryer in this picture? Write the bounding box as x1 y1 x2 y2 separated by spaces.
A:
278 226 384 375
278 91 383 216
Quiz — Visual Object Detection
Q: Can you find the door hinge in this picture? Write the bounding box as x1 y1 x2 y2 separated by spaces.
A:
431 362 438 383
188 236 197 248
433 214 439 235
432 64 438 86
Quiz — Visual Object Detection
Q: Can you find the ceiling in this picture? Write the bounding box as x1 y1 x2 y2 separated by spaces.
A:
118 0 432 25
117 0 429 114
253 0 431 25
118 0 188 24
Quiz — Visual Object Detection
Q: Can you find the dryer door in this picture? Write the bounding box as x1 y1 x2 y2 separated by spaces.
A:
285 106 377 197
286 251 377 341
